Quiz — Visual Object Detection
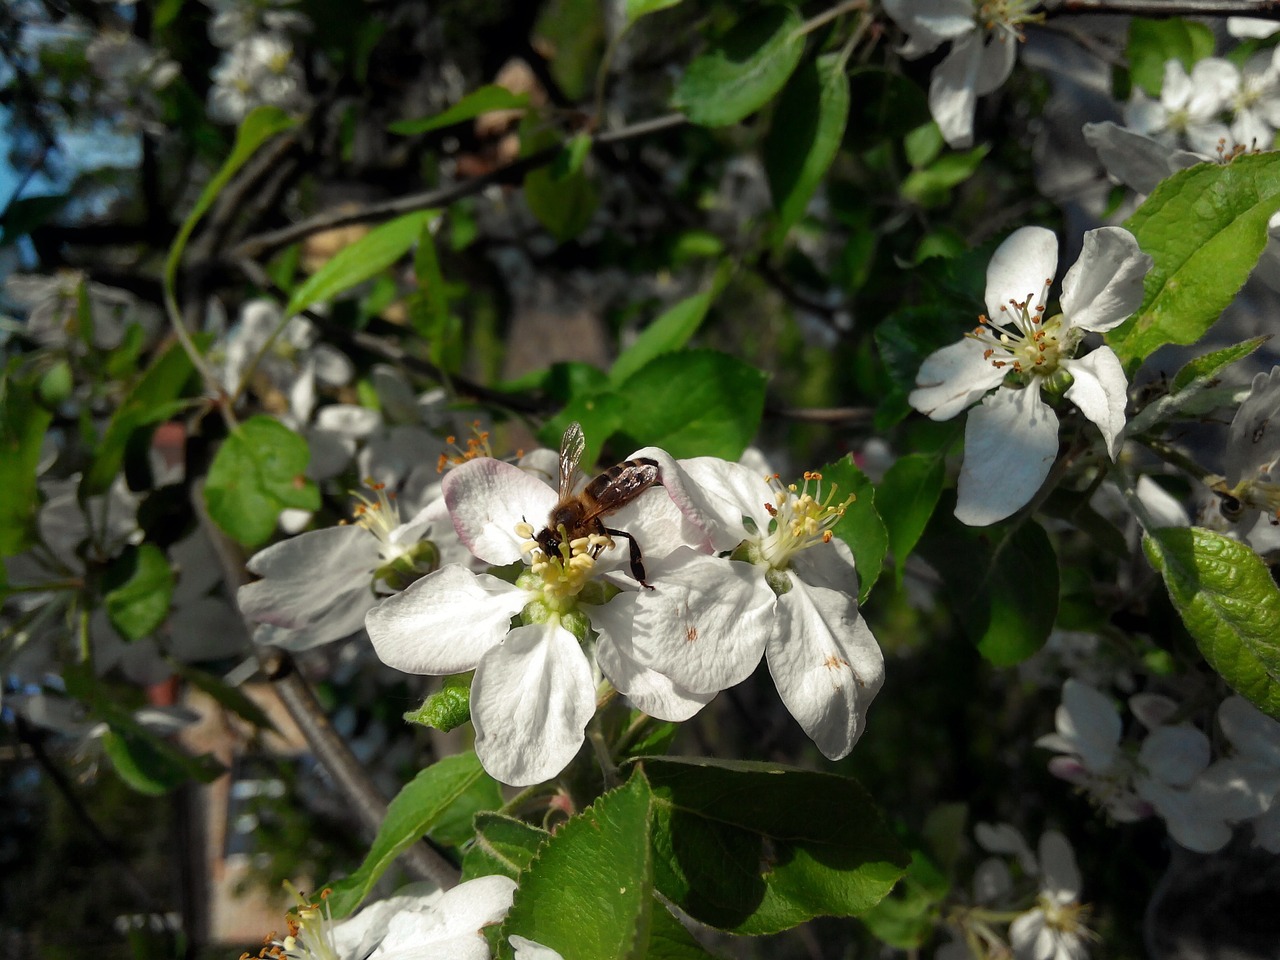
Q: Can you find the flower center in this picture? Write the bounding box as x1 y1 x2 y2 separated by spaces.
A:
753 472 852 572
242 886 340 960
1037 895 1094 947
349 481 402 558
977 0 1041 41
438 422 499 473
965 279 1070 379
516 521 608 608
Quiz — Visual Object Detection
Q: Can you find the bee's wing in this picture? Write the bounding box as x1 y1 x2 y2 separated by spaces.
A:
558 421 587 499
584 461 660 516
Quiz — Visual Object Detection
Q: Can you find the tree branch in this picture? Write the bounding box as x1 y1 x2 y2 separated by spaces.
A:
1042 0 1279 15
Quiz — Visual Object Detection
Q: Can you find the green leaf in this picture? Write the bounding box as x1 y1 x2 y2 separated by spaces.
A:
1112 154 1280 368
173 663 277 733
0 193 68 245
388 85 530 135
820 457 886 604
901 145 990 207
919 507 1059 665
524 161 599 243
1127 337 1269 436
859 848 949 948
326 752 489 918
626 0 683 24
166 107 297 290
82 339 199 498
429 772 504 848
673 6 805 127
609 292 713 387
876 454 945 585
637 757 907 934
0 375 53 556
763 53 850 233
615 349 767 460
1144 526 1280 716
286 210 434 317
97 706 223 796
647 904 718 960
903 122 944 168
203 416 320 548
104 544 174 642
1127 19 1216 97
498 771 653 960
404 674 472 732
461 813 549 881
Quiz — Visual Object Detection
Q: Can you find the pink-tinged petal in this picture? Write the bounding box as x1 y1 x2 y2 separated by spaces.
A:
928 31 984 148
1062 348 1129 459
239 525 383 631
471 623 595 786
985 226 1058 320
364 566 525 674
595 627 715 722
1059 227 1151 333
766 578 885 760
909 336 1006 421
1139 725 1210 787
642 452 776 554
1056 679 1121 773
955 387 1058 526
596 547 774 695
1045 754 1089 785
443 458 558 565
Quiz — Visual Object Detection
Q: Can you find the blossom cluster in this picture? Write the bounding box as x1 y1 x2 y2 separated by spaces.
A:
240 434 886 786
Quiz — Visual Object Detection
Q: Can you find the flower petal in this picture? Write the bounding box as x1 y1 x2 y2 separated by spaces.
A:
1082 120 1206 195
1038 830 1081 901
443 458 558 565
595 627 715 722
909 336 1006 421
766 578 884 760
1225 367 1280 487
955 386 1058 526
1062 347 1129 459
1059 227 1152 333
639 453 774 554
928 31 985 148
1055 679 1121 773
1138 725 1210 787
471 623 595 786
985 226 1058 321
364 566 526 674
594 547 775 695
1219 694 1280 764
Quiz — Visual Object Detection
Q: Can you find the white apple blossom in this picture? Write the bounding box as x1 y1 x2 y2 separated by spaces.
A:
881 0 1039 148
1123 59 1234 156
239 484 452 651
244 876 516 960
208 32 309 124
597 452 885 761
363 455 710 786
1211 365 1280 529
1008 832 1092 960
909 225 1152 525
1223 48 1280 149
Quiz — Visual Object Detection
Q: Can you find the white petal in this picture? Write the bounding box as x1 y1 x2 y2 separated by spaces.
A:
975 822 1036 873
1062 348 1128 459
1225 367 1280 486
1139 725 1210 787
1137 778 1232 853
1194 758 1280 820
1037 830 1081 902
928 31 985 148
509 936 566 960
1056 679 1121 773
1059 228 1152 333
364 566 526 674
908 336 1006 421
1082 121 1206 195
1008 910 1050 960
973 31 1017 97
589 547 775 695
471 623 596 786
595 628 715 722
647 454 774 553
443 457 558 565
766 579 884 760
985 226 1058 321
373 874 515 960
1219 694 1280 764
955 387 1058 526
1133 477 1190 529
882 0 974 41
314 403 382 439
1229 17 1280 39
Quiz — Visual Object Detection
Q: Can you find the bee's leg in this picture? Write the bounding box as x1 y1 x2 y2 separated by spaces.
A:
604 527 652 589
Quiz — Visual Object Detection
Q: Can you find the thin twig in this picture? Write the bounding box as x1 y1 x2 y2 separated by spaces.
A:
1042 0 1279 15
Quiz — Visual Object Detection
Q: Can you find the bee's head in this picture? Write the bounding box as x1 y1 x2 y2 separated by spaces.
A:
536 526 563 562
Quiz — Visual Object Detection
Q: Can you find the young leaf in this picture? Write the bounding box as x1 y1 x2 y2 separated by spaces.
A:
285 210 434 317
388 85 530 135
636 757 907 934
876 453 945 585
1144 526 1280 717
609 291 713 387
615 349 767 460
1127 336 1268 437
203 416 320 547
0 375 53 556
764 53 850 233
821 457 887 604
673 6 805 127
626 0 683 25
1112 154 1280 368
404 674 472 732
101 728 220 796
524 161 599 243
497 770 654 960
325 752 490 918
104 544 174 642
461 813 548 881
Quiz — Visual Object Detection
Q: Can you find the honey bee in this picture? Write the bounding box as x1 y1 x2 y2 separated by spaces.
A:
535 421 660 588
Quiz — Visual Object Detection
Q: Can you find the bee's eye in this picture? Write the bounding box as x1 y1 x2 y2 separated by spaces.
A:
1218 494 1244 521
